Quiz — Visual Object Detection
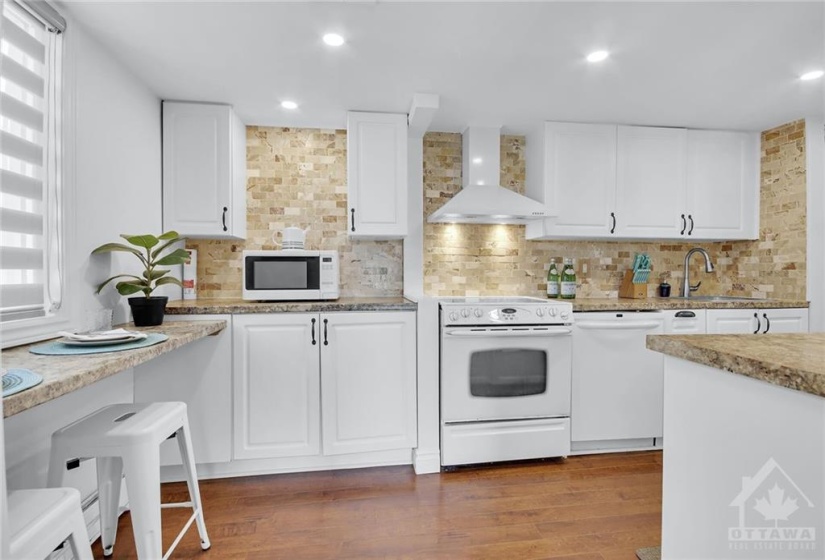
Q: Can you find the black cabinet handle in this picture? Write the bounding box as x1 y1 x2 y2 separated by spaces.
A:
753 312 761 334
351 208 355 232
680 214 686 235
763 313 770 334
311 318 317 345
675 311 696 318
610 212 616 234
323 318 329 346
222 206 228 232
688 214 694 236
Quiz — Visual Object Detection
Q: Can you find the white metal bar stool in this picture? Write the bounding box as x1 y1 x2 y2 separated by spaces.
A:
47 402 211 559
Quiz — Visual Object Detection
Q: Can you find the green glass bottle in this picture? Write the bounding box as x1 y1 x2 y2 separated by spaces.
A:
546 259 560 298
560 258 577 299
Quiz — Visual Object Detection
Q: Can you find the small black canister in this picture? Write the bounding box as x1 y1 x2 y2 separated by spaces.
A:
659 282 671 297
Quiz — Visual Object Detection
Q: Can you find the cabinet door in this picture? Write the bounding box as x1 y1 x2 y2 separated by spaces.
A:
686 130 758 240
134 315 232 466
761 308 809 334
162 102 245 239
706 309 761 334
347 112 408 238
320 311 417 455
663 310 707 334
615 126 686 238
539 122 618 237
233 314 320 460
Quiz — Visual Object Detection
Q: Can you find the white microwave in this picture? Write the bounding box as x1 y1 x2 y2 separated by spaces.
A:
242 250 340 301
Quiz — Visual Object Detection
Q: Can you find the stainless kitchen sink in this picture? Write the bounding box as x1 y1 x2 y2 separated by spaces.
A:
665 295 766 302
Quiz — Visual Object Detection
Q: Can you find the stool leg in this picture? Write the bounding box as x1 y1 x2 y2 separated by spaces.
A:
65 505 94 560
176 420 211 550
96 456 123 556
47 439 67 488
122 447 163 560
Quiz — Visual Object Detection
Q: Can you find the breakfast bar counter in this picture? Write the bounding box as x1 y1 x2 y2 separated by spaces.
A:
647 333 825 559
1 320 226 417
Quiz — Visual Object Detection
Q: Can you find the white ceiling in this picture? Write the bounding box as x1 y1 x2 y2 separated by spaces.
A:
59 1 824 133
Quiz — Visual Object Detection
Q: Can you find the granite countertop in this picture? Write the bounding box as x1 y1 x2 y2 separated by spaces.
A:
166 297 418 315
572 297 809 312
647 333 825 398
1 320 226 417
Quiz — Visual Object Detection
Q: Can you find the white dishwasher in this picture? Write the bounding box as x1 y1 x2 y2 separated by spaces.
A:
571 311 665 453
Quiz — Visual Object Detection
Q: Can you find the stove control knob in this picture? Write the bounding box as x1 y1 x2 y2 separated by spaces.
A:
473 308 483 318
536 308 545 317
449 312 459 322
548 307 557 317
560 311 570 320
461 308 470 318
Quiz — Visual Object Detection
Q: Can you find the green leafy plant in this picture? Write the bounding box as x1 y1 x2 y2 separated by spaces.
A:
92 231 190 297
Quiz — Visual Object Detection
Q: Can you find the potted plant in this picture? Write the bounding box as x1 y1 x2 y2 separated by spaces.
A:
92 231 190 326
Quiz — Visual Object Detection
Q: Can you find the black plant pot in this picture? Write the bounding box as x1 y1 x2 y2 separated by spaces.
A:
128 296 168 327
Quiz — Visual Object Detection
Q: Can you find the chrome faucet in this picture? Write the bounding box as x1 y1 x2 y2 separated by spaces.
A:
682 248 715 297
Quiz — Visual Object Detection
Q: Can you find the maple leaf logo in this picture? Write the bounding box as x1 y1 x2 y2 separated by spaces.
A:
753 483 799 527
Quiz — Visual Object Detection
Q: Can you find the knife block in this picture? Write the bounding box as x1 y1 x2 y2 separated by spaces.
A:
619 270 648 299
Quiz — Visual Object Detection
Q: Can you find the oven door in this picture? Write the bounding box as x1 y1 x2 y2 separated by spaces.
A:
440 326 572 423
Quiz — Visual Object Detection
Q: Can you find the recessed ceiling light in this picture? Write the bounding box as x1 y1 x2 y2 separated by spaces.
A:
586 50 609 63
472 157 483 164
323 33 345 47
280 100 298 110
800 70 824 81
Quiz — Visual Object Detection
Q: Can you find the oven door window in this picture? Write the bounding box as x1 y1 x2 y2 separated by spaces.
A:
469 349 547 397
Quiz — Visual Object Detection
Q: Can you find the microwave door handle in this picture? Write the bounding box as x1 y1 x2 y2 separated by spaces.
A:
445 328 572 337
576 321 662 330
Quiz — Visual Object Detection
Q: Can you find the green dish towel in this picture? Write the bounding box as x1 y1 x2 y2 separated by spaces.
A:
29 333 169 356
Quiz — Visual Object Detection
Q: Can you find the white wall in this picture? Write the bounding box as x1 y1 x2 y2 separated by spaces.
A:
64 17 171 328
805 117 824 332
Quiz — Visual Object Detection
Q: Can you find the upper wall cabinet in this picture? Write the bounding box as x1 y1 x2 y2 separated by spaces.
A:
347 111 408 238
685 130 758 240
525 122 759 242
162 101 247 239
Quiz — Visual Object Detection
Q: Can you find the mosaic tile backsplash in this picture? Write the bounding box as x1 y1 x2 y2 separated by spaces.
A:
423 120 807 300
190 121 806 302
187 127 403 299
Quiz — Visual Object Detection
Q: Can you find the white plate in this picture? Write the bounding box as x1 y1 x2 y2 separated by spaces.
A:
60 334 147 347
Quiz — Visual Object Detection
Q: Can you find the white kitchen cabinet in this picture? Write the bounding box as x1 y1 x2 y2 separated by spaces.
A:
347 111 408 238
134 315 232 466
706 308 809 334
526 122 759 242
663 309 707 334
233 311 417 461
233 313 321 460
320 312 417 455
614 126 686 238
525 122 617 238
162 101 247 239
685 130 759 240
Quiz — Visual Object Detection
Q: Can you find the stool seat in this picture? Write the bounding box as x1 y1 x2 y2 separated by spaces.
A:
49 401 210 559
53 402 187 450
8 487 93 560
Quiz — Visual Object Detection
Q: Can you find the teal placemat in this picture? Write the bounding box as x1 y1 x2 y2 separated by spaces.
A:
30 333 169 356
2 368 43 397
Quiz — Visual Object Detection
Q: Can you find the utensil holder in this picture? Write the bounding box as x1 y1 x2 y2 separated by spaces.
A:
619 270 648 299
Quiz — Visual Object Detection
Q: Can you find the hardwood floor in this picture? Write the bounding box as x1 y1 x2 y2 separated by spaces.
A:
91 451 662 559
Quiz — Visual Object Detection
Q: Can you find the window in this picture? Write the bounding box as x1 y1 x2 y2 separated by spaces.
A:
0 0 65 326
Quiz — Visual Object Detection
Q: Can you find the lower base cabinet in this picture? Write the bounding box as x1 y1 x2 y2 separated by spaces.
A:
233 311 417 461
706 308 809 334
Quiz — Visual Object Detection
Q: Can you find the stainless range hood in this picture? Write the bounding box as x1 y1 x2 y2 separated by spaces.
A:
427 126 548 224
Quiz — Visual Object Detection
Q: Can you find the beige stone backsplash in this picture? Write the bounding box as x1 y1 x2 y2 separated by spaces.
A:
190 120 806 302
423 121 807 300
188 127 403 299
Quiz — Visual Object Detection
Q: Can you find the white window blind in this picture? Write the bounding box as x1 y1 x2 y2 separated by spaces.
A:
0 0 63 322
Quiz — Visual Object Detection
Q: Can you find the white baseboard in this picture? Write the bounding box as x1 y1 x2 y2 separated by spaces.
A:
570 437 664 455
412 449 441 474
